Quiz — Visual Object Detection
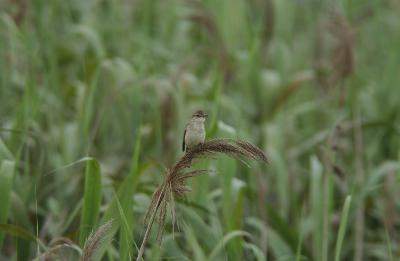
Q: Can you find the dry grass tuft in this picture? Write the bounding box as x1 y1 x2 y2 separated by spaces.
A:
136 138 268 260
315 7 354 89
34 238 78 261
81 219 114 261
185 0 233 82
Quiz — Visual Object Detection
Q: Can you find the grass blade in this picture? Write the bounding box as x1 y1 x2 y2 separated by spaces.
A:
384 220 394 261
0 138 14 160
184 225 207 261
95 134 141 260
243 242 265 261
115 192 137 260
0 160 15 247
119 135 141 260
208 230 250 260
80 159 102 246
334 195 352 261
0 224 46 250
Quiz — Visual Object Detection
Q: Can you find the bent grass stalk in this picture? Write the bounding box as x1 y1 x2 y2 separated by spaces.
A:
136 139 268 260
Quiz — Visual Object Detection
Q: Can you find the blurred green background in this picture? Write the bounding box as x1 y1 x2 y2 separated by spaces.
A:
0 0 399 260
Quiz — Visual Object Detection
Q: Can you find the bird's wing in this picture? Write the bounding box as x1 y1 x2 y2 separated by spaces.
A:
182 126 186 152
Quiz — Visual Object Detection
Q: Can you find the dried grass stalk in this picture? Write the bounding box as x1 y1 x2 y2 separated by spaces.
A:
315 7 354 89
136 138 268 260
81 219 114 261
185 0 232 82
34 238 78 261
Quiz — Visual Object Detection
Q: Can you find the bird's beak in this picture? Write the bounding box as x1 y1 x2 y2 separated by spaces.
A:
204 113 208 118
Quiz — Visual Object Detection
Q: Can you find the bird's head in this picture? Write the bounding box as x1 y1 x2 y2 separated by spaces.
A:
192 110 208 121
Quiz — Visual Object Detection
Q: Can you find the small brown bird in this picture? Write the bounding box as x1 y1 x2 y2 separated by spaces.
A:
182 110 207 152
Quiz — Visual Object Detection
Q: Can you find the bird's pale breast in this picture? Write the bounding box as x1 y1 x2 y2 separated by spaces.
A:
185 120 205 149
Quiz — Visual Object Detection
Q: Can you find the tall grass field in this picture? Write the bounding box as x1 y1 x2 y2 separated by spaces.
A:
0 0 399 260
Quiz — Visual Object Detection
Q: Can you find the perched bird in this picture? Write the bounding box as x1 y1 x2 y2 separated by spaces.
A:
182 110 207 152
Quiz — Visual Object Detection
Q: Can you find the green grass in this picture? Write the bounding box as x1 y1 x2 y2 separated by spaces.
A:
79 158 102 246
1 0 400 260
334 195 352 261
0 160 15 247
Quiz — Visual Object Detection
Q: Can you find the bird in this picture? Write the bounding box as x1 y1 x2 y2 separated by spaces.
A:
182 110 207 152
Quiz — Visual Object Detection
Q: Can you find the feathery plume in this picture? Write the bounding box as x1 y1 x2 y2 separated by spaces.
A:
136 138 268 260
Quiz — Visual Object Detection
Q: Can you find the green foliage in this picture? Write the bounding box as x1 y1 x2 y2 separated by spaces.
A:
80 159 102 246
0 224 45 250
1 0 400 260
0 161 15 247
334 195 352 261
